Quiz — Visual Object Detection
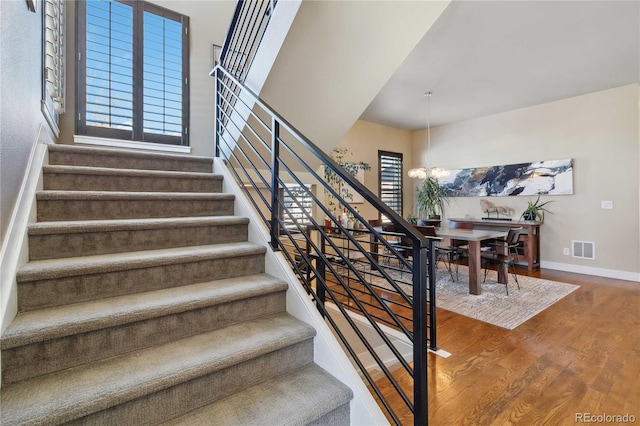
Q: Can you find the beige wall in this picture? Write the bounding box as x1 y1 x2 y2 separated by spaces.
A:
0 0 55 243
411 84 640 276
59 0 236 157
334 120 414 222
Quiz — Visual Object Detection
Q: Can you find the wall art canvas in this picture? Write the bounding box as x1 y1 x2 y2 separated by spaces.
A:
439 159 573 197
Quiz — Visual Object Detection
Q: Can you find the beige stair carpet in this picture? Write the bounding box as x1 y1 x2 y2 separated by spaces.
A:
0 144 352 425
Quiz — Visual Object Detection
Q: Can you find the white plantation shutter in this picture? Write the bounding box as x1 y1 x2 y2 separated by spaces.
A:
379 151 403 221
76 0 189 145
42 0 65 134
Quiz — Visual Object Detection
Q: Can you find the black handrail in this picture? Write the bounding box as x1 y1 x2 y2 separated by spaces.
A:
213 63 438 425
213 3 439 423
219 0 276 82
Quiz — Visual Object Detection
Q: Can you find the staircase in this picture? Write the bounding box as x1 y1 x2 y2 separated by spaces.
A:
0 144 352 425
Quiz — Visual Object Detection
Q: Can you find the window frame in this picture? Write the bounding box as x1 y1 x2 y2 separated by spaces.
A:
75 0 190 146
378 150 403 221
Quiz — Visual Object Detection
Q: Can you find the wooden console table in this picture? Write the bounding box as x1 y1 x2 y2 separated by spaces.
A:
448 218 542 272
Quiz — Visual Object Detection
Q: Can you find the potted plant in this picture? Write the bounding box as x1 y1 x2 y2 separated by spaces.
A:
415 175 450 225
521 195 553 221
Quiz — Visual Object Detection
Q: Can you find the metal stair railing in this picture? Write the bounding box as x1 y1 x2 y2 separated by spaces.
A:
213 64 439 426
219 0 276 83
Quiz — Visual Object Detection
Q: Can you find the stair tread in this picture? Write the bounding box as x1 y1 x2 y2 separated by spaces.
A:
0 313 316 426
36 190 235 200
43 165 222 179
48 144 213 164
163 364 353 426
2 273 287 349
28 216 249 235
17 242 266 281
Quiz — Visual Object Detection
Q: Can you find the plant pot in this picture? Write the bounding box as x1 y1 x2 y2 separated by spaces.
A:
418 219 441 227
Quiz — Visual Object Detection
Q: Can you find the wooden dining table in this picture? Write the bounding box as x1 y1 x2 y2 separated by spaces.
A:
434 227 508 295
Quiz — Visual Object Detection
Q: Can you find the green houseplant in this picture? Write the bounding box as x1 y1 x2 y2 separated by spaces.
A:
415 175 450 222
520 195 553 221
323 148 371 215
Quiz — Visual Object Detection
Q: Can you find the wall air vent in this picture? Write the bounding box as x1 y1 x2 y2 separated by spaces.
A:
572 240 595 260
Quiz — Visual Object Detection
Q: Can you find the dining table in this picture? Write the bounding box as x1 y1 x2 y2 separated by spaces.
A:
434 227 508 295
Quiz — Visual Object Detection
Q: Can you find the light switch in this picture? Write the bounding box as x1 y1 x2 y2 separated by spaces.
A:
601 201 613 209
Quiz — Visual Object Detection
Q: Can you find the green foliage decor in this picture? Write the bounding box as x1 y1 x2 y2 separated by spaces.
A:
415 175 450 219
521 195 553 221
323 148 371 214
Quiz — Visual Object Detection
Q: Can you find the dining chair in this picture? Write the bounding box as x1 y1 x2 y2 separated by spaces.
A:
434 220 474 279
480 227 523 295
415 225 456 281
370 220 408 268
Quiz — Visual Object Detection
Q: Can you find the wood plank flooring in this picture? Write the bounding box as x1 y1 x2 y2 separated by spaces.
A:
371 268 640 425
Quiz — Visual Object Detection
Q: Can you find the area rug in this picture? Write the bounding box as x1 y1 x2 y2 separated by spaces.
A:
433 265 579 329
349 262 579 330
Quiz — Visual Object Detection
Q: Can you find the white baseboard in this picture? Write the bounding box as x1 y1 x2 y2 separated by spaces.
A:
541 261 640 283
0 125 51 335
73 135 191 154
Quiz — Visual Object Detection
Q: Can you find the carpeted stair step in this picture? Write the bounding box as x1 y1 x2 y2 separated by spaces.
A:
163 363 353 426
48 144 213 172
0 313 316 426
43 165 223 193
1 274 287 384
36 191 235 221
28 216 249 259
17 242 266 311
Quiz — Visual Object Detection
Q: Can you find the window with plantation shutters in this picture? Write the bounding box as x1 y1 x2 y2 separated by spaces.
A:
42 0 66 136
379 151 403 221
281 184 313 231
76 0 189 146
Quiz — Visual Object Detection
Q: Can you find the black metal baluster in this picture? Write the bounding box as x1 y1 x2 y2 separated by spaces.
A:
270 118 280 250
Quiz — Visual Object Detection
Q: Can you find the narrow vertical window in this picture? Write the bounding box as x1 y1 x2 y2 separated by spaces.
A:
42 0 66 136
379 151 403 221
76 0 189 145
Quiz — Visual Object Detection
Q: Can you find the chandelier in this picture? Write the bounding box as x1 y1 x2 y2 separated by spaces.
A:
408 92 450 179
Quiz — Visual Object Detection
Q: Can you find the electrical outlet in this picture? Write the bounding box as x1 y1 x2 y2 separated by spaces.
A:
563 247 570 255
601 200 613 209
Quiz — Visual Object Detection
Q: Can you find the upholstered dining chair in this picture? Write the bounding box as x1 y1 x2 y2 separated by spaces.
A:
481 227 523 295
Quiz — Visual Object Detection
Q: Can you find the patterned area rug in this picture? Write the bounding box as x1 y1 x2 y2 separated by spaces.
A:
435 265 579 329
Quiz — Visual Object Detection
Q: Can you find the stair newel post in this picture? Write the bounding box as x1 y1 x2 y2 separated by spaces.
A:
214 69 220 158
270 118 280 250
428 238 438 351
412 241 430 426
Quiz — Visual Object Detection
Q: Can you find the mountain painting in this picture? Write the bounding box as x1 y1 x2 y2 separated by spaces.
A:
439 159 573 197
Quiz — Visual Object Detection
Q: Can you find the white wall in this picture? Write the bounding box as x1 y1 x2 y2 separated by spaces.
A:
0 0 55 244
260 0 451 153
412 84 640 279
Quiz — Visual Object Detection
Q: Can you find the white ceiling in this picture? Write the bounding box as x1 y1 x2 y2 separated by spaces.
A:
360 0 640 130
